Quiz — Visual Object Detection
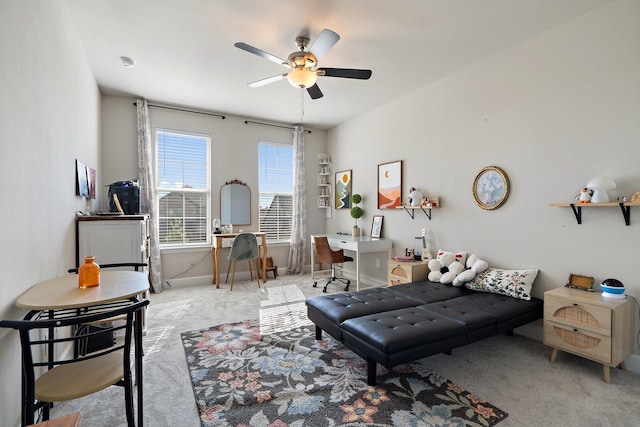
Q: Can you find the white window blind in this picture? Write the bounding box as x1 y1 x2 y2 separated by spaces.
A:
258 141 293 241
156 129 211 246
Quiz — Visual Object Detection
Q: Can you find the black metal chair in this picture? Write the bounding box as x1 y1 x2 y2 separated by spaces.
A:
0 298 149 427
313 236 354 292
67 262 148 274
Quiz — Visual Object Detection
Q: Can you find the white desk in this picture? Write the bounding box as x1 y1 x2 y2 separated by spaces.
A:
311 234 392 291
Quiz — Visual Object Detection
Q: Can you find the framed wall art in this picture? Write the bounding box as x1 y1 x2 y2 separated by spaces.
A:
87 167 97 199
472 166 510 210
75 159 89 198
371 215 384 238
378 160 402 209
335 170 352 209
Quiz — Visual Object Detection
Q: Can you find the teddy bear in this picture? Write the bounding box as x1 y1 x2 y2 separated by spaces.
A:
428 250 467 284
452 254 489 287
579 188 592 204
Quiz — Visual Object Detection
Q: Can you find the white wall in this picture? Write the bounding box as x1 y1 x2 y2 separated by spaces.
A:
101 95 328 285
328 0 640 367
0 1 101 424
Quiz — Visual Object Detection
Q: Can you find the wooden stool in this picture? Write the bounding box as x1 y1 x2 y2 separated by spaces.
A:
260 256 278 279
28 412 81 427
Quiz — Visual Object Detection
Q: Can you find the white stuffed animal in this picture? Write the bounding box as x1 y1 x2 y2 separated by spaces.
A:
452 254 489 287
428 250 467 284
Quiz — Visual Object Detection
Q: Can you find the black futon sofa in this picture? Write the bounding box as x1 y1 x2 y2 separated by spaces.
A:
306 280 543 385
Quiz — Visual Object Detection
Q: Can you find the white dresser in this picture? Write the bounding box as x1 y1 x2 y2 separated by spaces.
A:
76 214 150 270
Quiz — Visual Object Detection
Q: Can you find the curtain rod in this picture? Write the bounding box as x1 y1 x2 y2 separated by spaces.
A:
133 102 225 119
244 120 312 134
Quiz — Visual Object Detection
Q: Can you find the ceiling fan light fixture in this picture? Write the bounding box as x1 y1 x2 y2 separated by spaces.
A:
287 68 317 88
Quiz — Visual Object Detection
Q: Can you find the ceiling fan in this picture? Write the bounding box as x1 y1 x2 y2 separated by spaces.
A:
234 29 372 99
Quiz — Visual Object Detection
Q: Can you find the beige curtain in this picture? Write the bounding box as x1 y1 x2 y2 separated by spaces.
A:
136 99 162 292
287 126 306 274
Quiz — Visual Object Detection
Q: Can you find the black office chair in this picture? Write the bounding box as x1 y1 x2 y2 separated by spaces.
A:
312 236 354 292
0 298 149 427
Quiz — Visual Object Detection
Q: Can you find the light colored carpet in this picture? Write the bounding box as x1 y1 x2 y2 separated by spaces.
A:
48 274 640 427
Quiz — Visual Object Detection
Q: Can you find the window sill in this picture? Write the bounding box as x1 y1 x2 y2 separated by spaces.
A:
160 240 291 254
160 244 212 254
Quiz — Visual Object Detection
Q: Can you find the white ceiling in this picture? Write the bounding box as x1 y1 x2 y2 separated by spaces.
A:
62 0 611 130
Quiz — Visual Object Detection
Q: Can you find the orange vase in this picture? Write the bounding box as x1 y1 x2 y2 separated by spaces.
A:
78 256 100 288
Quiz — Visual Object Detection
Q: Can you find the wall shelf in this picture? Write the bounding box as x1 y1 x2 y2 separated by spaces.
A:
396 205 437 220
317 154 331 208
549 202 640 226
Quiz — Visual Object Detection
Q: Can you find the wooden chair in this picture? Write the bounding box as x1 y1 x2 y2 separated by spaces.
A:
0 299 148 427
313 236 354 293
225 233 260 291
28 412 81 427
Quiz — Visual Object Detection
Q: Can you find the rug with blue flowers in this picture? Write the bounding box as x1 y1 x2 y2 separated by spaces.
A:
181 320 507 427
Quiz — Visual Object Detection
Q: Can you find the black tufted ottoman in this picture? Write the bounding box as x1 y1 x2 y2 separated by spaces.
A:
306 281 543 385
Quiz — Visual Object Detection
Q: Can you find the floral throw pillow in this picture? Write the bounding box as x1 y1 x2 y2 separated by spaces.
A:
465 268 539 300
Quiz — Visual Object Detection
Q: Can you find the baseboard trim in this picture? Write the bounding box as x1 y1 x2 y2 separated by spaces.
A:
624 353 640 375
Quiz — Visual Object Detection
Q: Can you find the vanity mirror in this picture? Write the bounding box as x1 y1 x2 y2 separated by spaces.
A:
221 180 251 225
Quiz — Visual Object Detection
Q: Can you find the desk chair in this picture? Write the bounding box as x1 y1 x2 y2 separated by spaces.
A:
225 232 261 291
0 299 149 427
313 236 353 293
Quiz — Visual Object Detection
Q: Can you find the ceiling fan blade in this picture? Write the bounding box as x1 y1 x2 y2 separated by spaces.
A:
234 42 289 67
308 29 340 61
248 73 287 88
319 68 372 80
306 84 323 99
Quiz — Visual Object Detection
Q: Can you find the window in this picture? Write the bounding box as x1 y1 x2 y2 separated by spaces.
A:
156 129 211 246
258 142 293 241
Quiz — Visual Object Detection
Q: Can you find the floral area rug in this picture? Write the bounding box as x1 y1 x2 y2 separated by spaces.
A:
181 320 507 427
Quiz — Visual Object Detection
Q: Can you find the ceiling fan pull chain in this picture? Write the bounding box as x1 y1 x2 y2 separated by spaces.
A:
300 88 305 124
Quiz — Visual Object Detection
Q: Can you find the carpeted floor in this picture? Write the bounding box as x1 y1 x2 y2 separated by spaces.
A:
46 273 640 427
182 320 507 427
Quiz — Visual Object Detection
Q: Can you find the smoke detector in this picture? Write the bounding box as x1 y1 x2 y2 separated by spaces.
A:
120 56 136 68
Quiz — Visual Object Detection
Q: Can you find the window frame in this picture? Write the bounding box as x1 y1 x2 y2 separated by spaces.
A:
155 128 211 248
258 141 294 243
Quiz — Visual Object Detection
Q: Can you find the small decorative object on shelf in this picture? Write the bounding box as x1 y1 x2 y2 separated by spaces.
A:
350 194 363 236
78 256 100 288
586 175 616 203
578 188 592 204
565 273 594 291
408 187 423 207
212 217 222 234
317 153 332 209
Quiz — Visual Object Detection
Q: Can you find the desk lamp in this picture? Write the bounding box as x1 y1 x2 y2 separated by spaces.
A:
212 218 221 234
586 176 616 203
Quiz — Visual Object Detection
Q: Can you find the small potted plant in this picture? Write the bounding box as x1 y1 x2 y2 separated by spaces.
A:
350 194 364 236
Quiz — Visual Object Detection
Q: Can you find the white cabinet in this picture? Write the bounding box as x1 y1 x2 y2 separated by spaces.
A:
318 153 331 208
76 215 149 269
